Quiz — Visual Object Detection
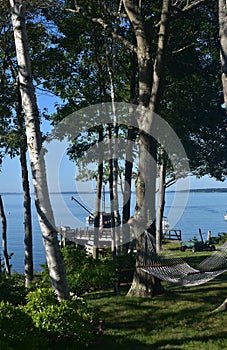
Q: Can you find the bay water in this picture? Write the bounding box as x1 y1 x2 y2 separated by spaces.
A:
0 190 226 273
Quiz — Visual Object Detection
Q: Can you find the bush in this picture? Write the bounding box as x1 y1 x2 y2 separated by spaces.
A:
0 273 26 305
66 256 115 294
24 288 100 349
40 245 115 295
0 287 103 350
37 245 136 295
0 301 41 349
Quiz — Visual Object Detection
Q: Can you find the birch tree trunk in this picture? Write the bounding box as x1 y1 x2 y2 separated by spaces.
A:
9 0 70 301
107 123 117 257
0 195 11 276
105 30 121 255
219 0 227 111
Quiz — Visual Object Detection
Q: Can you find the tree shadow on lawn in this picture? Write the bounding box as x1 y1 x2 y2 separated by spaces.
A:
88 334 155 350
165 274 227 305
151 331 227 350
88 275 227 349
89 329 227 350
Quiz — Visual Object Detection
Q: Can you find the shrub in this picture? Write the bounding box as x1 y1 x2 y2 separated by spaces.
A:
0 273 26 305
38 245 136 295
0 301 41 349
66 255 115 294
24 288 100 349
0 287 102 350
46 245 116 295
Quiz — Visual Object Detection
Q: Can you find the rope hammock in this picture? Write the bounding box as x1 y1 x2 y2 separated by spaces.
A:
137 231 227 287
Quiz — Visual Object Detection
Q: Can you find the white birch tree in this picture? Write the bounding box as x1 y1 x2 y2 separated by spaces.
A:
9 0 70 301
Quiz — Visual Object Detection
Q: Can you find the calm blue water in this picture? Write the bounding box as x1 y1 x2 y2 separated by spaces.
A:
0 191 226 273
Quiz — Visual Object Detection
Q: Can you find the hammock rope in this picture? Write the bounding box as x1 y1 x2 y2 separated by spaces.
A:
137 231 227 287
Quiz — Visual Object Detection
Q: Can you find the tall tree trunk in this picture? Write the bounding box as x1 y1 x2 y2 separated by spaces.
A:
93 126 104 259
122 124 136 253
106 32 121 255
0 195 10 276
124 0 171 297
123 0 155 297
9 0 70 301
122 43 137 253
107 123 117 258
15 81 34 287
156 152 166 253
219 0 227 111
213 0 227 312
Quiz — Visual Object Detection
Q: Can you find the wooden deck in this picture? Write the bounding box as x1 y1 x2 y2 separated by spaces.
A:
58 226 182 254
163 229 182 241
58 225 122 252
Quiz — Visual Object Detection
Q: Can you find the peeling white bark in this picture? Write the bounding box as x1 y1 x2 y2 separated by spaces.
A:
9 0 70 301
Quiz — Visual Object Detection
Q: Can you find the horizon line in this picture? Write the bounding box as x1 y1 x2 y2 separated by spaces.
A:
1 187 227 195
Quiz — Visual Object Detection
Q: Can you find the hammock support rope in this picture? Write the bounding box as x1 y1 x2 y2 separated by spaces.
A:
137 231 227 287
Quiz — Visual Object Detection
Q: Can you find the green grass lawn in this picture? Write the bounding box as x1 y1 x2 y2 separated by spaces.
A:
87 270 227 349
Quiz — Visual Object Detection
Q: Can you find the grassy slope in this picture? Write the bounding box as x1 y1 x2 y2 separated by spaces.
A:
87 244 227 350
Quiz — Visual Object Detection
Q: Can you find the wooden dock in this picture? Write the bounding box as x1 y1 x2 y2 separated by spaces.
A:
58 225 122 253
58 226 182 254
163 229 182 241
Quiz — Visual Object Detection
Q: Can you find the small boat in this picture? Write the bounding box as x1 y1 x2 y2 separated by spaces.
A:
86 212 95 224
224 211 227 221
86 212 114 228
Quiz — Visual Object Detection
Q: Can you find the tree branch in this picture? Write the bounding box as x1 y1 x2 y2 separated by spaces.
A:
99 0 127 19
64 2 137 54
172 42 195 54
155 0 206 27
171 0 206 12
182 0 206 11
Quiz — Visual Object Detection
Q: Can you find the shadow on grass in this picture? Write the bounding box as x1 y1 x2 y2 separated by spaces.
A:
89 329 227 350
88 334 153 350
151 331 227 350
87 274 227 350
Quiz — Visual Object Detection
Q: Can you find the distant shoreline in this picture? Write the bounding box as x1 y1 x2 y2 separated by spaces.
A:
169 188 227 193
1 188 227 195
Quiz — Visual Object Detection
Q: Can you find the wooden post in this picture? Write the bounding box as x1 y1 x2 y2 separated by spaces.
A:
207 230 211 241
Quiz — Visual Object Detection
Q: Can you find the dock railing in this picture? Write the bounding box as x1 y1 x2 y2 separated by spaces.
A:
163 229 182 241
58 225 122 249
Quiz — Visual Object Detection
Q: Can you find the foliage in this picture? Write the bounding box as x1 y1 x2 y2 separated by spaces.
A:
0 273 26 305
114 252 136 270
61 246 136 295
217 232 227 244
38 246 115 294
62 245 115 295
38 245 136 295
24 288 94 349
163 2 227 180
0 286 103 350
0 301 40 350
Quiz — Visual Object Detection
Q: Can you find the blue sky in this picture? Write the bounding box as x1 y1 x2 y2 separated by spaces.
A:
1 93 227 193
1 149 227 194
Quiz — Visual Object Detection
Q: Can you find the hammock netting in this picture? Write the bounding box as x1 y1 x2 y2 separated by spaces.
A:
137 232 227 287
